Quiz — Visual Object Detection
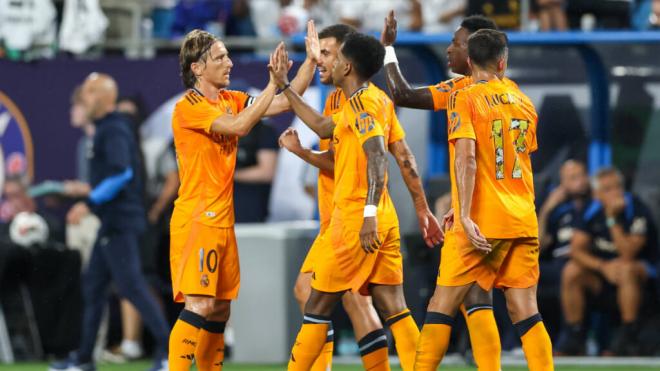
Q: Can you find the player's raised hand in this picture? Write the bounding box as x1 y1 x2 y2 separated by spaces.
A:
416 208 443 247
268 42 290 88
381 10 398 46
278 127 303 154
305 20 321 63
461 217 491 253
360 216 381 254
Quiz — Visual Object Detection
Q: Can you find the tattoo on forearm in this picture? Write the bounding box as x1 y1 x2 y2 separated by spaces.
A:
364 137 388 206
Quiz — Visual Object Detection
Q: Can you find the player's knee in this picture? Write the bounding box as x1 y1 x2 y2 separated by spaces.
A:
463 285 492 307
294 278 311 305
619 261 644 283
207 300 231 322
505 294 537 324
561 260 584 285
342 292 373 317
304 290 341 317
184 296 216 318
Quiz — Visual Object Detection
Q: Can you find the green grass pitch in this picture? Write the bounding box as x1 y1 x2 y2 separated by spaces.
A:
2 363 660 371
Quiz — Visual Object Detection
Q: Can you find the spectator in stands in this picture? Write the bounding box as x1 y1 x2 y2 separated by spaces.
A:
336 0 422 32
537 160 590 341
536 0 568 31
558 167 659 356
467 0 521 29
653 0 660 29
420 0 466 33
51 73 169 371
234 120 279 222
565 0 631 29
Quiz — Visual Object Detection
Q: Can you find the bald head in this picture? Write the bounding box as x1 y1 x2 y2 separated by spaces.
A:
559 160 589 197
81 73 118 120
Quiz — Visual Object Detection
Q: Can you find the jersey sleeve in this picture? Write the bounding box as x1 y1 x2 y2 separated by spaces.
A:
388 108 406 144
447 89 476 142
347 96 385 146
228 90 255 114
427 76 471 111
174 93 222 133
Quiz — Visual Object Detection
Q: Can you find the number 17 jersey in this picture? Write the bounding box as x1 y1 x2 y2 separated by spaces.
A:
447 79 539 239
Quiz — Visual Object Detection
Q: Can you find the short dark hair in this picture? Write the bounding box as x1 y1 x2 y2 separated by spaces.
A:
467 29 508 68
179 29 218 89
461 15 498 33
341 33 385 80
318 24 356 44
592 167 624 191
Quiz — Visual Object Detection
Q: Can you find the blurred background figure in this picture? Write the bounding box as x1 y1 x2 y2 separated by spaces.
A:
234 119 279 223
535 0 568 31
536 160 591 342
420 0 466 33
558 167 658 356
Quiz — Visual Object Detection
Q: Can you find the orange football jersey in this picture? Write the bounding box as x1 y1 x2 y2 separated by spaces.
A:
316 88 346 230
447 79 538 238
331 84 405 230
428 76 519 111
171 89 252 228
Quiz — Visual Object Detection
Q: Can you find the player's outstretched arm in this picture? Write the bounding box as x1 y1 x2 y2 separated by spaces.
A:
389 139 443 246
279 128 334 172
270 45 334 138
381 10 434 110
360 136 388 253
209 45 285 137
266 20 321 116
455 138 491 252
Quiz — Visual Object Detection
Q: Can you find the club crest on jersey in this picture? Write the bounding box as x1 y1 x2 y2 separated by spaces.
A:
0 91 34 190
355 112 375 134
449 111 461 133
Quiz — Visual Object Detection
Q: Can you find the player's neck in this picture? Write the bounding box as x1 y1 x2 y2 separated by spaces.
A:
195 82 220 100
471 69 499 83
340 78 368 99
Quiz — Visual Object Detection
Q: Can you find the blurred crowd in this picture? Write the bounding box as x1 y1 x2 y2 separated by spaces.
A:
1 0 660 60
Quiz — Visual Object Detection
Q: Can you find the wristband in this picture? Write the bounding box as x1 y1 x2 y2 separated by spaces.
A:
384 46 398 65
279 82 291 93
363 205 377 218
606 217 617 228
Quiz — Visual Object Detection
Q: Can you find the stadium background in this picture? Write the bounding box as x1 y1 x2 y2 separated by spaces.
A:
1 0 660 370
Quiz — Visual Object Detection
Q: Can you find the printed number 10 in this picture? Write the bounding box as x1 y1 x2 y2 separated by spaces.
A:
491 119 529 180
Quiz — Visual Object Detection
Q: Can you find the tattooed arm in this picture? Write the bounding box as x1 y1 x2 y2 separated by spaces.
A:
360 136 388 253
389 139 443 246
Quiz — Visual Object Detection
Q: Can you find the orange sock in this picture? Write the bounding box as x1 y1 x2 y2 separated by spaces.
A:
358 329 390 371
288 314 331 371
414 312 454 371
461 304 501 371
194 321 225 371
169 309 204 371
385 309 419 371
310 324 333 371
515 314 554 371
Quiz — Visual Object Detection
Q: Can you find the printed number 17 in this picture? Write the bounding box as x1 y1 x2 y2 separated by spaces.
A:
491 119 529 180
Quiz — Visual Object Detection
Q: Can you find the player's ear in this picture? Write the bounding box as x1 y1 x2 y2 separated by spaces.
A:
190 60 204 78
344 61 352 77
498 58 506 72
467 57 473 71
